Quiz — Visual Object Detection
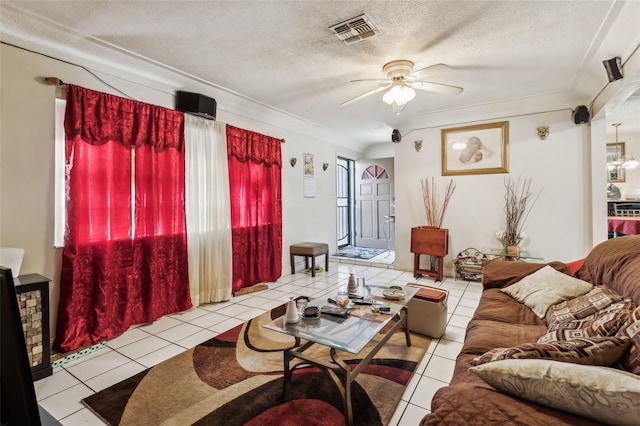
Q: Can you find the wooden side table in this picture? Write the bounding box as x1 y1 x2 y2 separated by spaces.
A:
410 227 449 282
14 274 52 381
290 242 329 277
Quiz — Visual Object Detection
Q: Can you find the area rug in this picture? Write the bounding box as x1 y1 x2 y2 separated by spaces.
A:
83 304 430 426
333 246 387 260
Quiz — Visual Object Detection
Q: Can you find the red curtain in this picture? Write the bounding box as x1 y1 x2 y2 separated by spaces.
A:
54 85 191 353
226 125 282 292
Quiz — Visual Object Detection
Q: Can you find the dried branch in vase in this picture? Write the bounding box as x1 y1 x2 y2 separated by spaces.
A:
502 177 542 247
421 177 456 228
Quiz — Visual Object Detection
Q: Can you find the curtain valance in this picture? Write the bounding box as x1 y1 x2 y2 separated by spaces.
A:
64 85 184 152
226 125 282 167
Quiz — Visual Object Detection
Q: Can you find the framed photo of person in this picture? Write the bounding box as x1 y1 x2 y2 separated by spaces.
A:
441 121 509 176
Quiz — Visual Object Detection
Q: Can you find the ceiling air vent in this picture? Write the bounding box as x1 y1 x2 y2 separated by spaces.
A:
330 14 380 45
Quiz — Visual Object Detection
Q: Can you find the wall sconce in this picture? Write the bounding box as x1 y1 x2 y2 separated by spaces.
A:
290 157 297 167
414 140 423 152
322 162 329 171
537 126 550 140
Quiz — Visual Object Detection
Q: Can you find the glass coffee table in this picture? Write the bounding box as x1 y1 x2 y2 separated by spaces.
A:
483 247 544 262
263 285 418 426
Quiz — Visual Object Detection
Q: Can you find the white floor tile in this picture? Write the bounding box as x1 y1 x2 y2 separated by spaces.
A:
136 344 186 368
170 307 210 322
208 317 245 333
448 314 472 329
155 322 202 343
216 303 254 317
175 329 219 349
423 355 456 383
458 296 480 308
259 289 291 301
389 400 408 426
116 335 171 360
34 369 81 401
59 407 102 425
400 372 421 402
106 327 150 349
441 325 466 343
84 360 146 392
410 376 448 410
236 307 267 321
189 311 231 328
454 305 477 318
138 316 183 334
65 350 130 382
38 383 95 420
199 300 232 312
60 346 113 368
237 295 273 308
397 402 429 425
433 339 464 360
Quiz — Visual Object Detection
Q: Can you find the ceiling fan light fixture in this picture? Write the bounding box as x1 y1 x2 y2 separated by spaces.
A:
382 83 415 108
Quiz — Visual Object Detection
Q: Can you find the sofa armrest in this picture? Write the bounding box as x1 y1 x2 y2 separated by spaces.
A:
481 259 570 289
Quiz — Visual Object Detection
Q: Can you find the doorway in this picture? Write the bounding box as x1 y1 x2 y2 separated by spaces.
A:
336 157 354 248
355 158 395 249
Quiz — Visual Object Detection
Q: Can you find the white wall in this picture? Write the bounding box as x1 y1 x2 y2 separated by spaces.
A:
0 43 359 339
393 110 591 275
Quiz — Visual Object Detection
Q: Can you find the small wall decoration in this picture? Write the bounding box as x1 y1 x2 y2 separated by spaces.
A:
441 121 509 176
303 153 316 197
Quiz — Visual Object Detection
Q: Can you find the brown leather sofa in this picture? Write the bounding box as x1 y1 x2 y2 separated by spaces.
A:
421 235 640 425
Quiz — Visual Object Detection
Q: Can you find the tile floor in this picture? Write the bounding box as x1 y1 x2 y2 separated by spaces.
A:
34 256 481 425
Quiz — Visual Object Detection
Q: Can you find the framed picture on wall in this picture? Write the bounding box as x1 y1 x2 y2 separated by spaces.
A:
441 121 509 176
606 142 625 183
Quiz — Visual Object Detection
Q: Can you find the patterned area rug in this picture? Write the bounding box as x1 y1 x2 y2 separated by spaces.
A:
333 246 387 260
83 304 429 426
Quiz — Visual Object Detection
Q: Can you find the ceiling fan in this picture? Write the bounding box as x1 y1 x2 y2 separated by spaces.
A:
341 60 463 114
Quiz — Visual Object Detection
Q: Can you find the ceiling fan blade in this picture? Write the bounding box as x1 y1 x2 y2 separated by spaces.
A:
410 63 451 79
341 84 391 106
350 79 389 83
410 81 463 96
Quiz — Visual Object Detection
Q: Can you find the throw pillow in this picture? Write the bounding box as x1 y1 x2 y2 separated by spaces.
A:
471 336 630 367
501 265 593 318
538 299 634 343
470 359 640 426
546 285 622 326
617 306 640 375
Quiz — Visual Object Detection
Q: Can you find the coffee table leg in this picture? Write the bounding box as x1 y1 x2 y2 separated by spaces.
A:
330 349 354 426
282 349 293 400
402 307 412 347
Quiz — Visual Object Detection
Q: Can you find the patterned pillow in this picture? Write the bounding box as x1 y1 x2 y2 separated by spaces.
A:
617 306 640 375
501 265 593 318
538 300 634 343
470 359 640 426
546 285 622 327
471 336 630 367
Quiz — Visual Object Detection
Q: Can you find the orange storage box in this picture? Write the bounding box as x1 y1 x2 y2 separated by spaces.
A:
406 284 448 338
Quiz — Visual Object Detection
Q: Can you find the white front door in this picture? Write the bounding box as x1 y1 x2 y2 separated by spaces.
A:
355 158 394 249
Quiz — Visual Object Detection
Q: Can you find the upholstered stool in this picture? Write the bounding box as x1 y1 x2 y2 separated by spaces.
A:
290 242 329 277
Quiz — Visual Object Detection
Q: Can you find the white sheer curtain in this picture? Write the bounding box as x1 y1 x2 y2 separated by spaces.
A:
184 114 232 305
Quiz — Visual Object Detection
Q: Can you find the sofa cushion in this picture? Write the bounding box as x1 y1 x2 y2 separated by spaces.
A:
472 288 546 326
482 260 570 289
618 306 640 374
575 235 640 306
471 336 630 367
545 284 622 326
501 265 593 318
539 299 634 343
470 359 640 426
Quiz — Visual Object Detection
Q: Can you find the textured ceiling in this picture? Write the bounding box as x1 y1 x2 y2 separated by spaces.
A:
2 1 639 149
